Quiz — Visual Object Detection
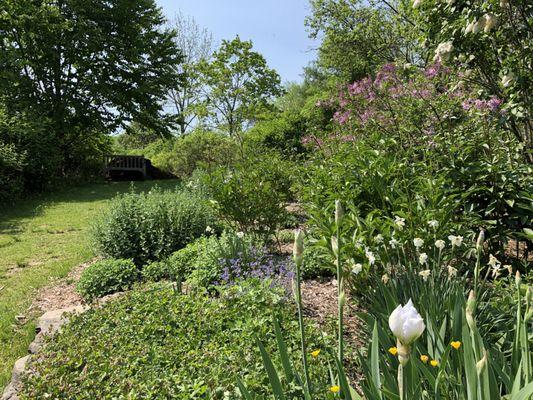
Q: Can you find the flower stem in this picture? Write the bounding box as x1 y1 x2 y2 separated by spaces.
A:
398 364 404 400
295 255 311 394
336 224 344 362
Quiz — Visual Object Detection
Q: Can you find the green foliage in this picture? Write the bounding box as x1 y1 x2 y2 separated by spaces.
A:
91 188 218 266
0 141 25 203
148 130 238 179
205 152 294 236
21 281 329 399
302 239 335 279
414 0 532 150
356 265 532 399
306 0 420 81
0 0 181 182
199 36 282 136
76 259 139 301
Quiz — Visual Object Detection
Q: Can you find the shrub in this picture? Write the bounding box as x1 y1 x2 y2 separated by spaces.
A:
0 141 26 203
91 188 218 266
77 259 138 301
204 152 295 236
21 281 330 399
144 130 238 179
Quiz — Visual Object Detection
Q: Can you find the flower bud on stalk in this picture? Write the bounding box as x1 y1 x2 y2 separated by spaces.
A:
466 290 476 330
331 236 339 256
335 200 344 226
476 230 485 252
515 271 522 287
476 350 488 376
293 229 304 265
339 290 346 309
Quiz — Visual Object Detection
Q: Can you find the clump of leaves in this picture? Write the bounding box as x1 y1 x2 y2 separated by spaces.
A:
21 281 330 399
91 187 219 266
77 259 139 301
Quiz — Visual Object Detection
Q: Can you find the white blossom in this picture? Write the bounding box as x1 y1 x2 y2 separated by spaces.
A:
389 238 399 249
502 72 515 87
352 263 363 275
413 238 424 248
435 239 446 250
382 274 390 284
488 254 500 268
413 0 423 8
389 299 425 345
366 250 376 265
419 252 428 264
236 231 245 239
448 235 463 247
428 220 439 228
394 216 406 230
375 234 384 244
483 13 498 32
205 226 213 233
419 269 431 281
434 41 454 62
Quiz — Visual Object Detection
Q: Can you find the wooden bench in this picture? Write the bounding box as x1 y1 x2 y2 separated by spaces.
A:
103 155 147 179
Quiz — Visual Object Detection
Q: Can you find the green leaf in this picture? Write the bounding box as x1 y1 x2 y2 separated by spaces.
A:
255 336 286 400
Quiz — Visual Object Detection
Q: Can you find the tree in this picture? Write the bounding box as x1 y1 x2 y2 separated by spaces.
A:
0 0 182 171
167 12 213 135
412 0 532 158
306 0 422 81
200 36 282 137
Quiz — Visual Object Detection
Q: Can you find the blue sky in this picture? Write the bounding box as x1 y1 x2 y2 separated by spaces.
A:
156 0 318 83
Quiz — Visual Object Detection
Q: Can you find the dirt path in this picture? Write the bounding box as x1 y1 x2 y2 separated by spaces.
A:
29 259 95 315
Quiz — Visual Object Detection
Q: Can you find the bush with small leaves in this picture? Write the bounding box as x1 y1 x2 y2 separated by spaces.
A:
77 259 139 301
91 187 218 266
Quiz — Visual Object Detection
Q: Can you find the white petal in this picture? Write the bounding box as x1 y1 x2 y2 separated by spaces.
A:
388 305 404 338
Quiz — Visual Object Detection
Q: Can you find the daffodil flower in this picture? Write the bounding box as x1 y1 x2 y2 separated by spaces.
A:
330 385 340 393
420 355 429 363
451 341 461 350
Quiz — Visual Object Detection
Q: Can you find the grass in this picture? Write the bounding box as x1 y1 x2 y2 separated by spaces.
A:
0 180 179 389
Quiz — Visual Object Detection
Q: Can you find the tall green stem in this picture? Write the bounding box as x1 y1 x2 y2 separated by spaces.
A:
336 224 344 362
295 253 311 395
398 364 404 400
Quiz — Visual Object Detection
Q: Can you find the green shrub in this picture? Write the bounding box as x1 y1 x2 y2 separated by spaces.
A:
143 231 268 288
91 188 218 266
302 240 334 278
142 130 238 179
0 141 26 203
21 281 330 399
77 259 138 301
204 152 295 236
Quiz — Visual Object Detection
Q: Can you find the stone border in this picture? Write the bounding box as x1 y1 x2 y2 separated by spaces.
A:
1 306 87 400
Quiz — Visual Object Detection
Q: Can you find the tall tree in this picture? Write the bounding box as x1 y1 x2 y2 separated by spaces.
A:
0 0 182 169
200 36 282 137
167 12 213 135
306 0 421 81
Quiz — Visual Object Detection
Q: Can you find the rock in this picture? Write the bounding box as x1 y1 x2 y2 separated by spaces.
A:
1 356 30 400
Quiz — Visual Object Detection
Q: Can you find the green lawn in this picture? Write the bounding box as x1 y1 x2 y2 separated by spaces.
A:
0 180 179 389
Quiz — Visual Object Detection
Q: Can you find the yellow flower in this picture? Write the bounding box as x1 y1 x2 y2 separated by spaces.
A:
311 349 321 358
451 341 462 350
330 385 340 393
430 360 439 367
388 347 398 356
420 355 429 363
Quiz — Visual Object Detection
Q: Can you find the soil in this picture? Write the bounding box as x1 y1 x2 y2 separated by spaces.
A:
29 259 96 314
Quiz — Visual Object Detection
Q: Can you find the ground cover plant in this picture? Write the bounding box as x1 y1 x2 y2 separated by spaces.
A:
21 280 331 399
0 180 178 389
